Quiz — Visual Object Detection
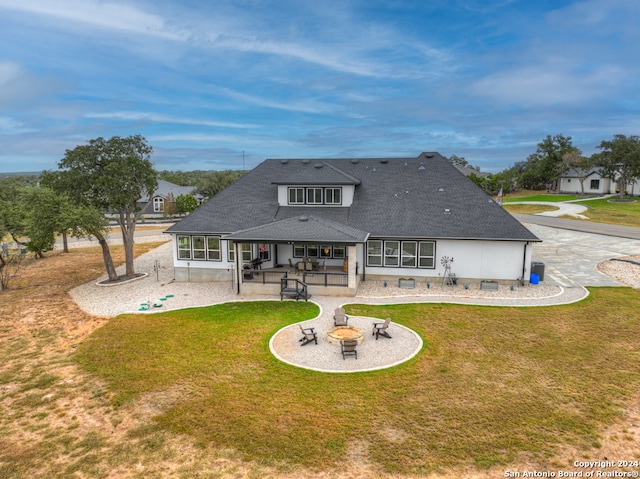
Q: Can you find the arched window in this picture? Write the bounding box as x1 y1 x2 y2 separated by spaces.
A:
153 197 164 212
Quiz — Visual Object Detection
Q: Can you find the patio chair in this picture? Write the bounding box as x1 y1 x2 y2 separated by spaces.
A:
298 324 317 346
305 262 313 271
333 307 349 326
341 339 358 359
372 317 392 340
288 258 293 268
297 261 306 273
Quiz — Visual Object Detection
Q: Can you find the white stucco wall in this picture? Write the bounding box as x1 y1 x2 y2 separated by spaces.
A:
362 240 533 282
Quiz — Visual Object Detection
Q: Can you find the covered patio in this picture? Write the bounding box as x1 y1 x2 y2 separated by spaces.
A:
224 215 369 297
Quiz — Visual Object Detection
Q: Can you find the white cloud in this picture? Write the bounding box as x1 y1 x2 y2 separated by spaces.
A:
0 0 187 40
85 111 260 129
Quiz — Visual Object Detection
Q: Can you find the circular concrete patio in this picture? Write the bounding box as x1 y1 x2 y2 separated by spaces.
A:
269 311 423 373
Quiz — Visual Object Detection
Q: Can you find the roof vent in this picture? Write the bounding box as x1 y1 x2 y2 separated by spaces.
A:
350 159 359 164
425 153 434 158
302 159 310 164
314 163 323 169
299 216 309 222
418 163 426 170
380 159 388 164
438 187 444 192
444 208 451 214
280 159 289 164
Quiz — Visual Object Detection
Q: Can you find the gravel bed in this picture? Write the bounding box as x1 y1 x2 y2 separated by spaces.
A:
597 255 640 289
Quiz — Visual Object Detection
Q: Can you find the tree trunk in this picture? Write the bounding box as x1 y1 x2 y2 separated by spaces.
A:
96 234 118 281
62 231 69 253
119 210 137 278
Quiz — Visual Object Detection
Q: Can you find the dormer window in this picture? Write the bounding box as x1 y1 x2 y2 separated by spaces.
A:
287 186 343 205
307 187 323 204
288 187 305 204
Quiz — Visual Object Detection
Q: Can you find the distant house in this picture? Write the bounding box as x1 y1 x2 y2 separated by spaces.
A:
558 168 613 195
139 180 203 217
558 168 640 195
164 153 541 296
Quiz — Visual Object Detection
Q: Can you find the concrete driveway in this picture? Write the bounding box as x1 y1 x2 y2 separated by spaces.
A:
522 220 640 287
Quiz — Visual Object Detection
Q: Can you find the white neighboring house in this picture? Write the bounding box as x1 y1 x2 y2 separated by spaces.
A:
139 180 203 218
558 168 640 195
164 153 541 297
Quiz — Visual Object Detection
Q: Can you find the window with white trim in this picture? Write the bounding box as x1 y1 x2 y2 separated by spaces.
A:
178 235 191 259
333 245 345 259
192 236 206 259
306 187 323 204
207 237 221 261
384 240 400 267
366 240 436 268
418 241 435 268
153 197 164 212
319 245 332 258
401 241 417 267
288 187 305 204
241 243 252 262
325 188 342 205
367 240 383 266
293 244 306 257
227 240 235 262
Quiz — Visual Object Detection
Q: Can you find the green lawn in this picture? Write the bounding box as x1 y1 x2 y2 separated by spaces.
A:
574 197 640 227
75 289 640 475
504 194 589 202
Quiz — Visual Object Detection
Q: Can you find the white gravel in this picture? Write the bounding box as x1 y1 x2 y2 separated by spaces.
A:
70 241 640 372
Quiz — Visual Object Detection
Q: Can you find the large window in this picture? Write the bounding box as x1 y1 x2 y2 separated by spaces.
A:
325 188 342 205
590 179 600 190
384 240 399 267
177 235 222 261
306 188 323 204
207 237 220 260
367 240 436 269
178 235 191 259
367 240 383 266
293 243 346 259
286 187 343 205
401 241 417 268
288 187 304 204
418 241 435 268
258 243 270 260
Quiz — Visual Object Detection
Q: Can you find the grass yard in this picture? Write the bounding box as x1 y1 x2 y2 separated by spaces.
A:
504 193 589 202
573 197 640 227
73 291 640 476
502 204 559 215
2 243 640 478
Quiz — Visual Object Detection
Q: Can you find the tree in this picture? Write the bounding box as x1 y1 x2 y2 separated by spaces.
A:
193 170 246 198
47 135 157 280
520 134 577 190
175 194 198 215
448 155 480 171
0 189 28 292
593 134 640 200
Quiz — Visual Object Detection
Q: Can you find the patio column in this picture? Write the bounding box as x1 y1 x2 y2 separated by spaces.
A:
347 245 357 289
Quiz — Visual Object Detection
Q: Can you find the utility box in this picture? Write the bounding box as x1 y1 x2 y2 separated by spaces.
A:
531 262 545 281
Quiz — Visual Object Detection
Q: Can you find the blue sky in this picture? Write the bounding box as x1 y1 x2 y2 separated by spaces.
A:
1 0 639 174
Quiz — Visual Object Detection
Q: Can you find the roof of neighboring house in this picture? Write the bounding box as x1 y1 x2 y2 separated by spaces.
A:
166 152 540 243
559 168 602 179
140 180 200 202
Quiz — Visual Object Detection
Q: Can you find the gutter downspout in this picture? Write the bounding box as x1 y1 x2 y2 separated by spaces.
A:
235 242 241 295
522 243 528 282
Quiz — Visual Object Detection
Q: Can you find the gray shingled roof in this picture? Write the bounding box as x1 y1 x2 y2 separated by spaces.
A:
271 161 361 185
165 153 540 243
223 215 369 243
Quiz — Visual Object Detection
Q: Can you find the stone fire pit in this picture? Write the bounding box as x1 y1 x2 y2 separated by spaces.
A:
326 325 365 345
